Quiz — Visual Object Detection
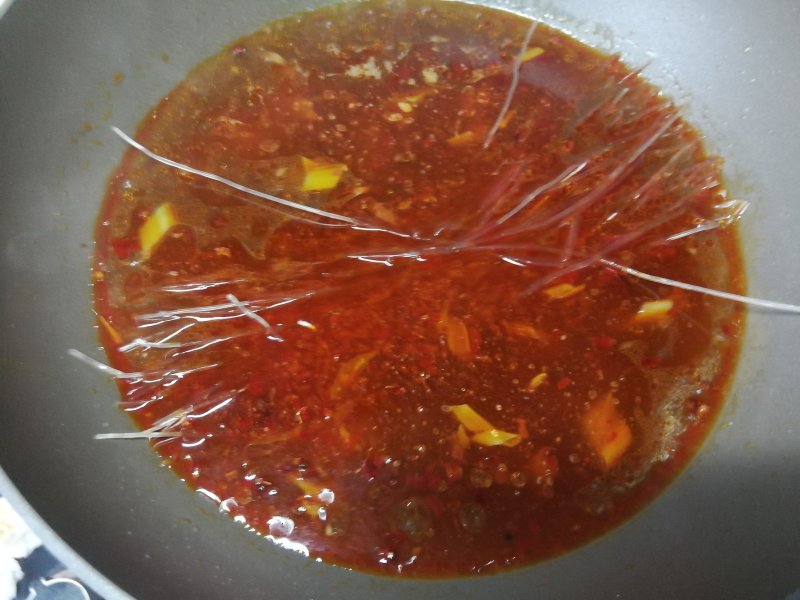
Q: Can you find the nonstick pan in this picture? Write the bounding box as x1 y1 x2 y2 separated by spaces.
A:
1 1 798 598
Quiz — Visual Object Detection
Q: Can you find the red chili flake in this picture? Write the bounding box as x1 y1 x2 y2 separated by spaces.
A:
450 62 469 78
529 446 560 479
363 455 381 479
443 462 463 481
110 237 140 260
247 378 268 397
516 418 529 440
235 415 253 431
468 327 482 356
210 213 228 228
556 376 572 390
397 64 411 80
591 335 616 350
641 356 660 368
647 244 678 260
722 321 739 337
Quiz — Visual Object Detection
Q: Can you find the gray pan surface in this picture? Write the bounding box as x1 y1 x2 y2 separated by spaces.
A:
1 1 799 598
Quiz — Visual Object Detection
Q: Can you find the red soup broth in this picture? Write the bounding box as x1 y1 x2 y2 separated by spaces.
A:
93 0 745 576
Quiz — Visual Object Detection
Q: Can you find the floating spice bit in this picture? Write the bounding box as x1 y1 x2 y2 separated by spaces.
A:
262 50 287 65
300 156 348 191
330 351 376 400
444 404 521 447
634 299 674 322
529 446 559 480
527 372 548 392
520 46 545 63
471 428 522 447
247 425 303 449
455 424 471 449
338 426 352 445
445 316 473 361
503 321 544 341
292 477 331 520
138 202 177 259
468 64 502 83
543 282 585 300
98 315 122 345
395 88 434 106
583 393 633 468
447 131 479 146
292 476 321 498
445 404 491 433
498 108 516 129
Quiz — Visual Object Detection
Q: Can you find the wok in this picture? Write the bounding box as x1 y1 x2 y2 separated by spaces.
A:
1 1 799 598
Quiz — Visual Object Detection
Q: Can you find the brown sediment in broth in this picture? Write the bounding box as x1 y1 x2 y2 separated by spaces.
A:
92 0 745 576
